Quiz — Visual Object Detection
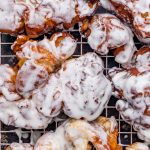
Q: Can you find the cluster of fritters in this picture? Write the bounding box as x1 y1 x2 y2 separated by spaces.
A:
0 0 149 150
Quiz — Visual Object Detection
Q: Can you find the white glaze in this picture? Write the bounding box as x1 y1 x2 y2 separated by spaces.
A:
65 118 114 149
101 0 150 43
47 33 77 60
126 142 149 150
0 0 98 36
133 46 150 72
8 143 33 150
0 53 111 129
99 0 115 11
137 128 150 143
13 33 77 61
77 0 98 18
80 14 136 64
34 53 112 120
109 47 150 142
26 0 98 27
34 117 117 150
16 60 49 96
12 32 76 96
0 0 26 33
35 125 73 150
0 64 53 129
8 116 119 150
0 97 52 129
0 65 21 101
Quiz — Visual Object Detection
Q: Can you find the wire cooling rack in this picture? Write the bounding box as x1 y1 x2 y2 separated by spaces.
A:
0 6 145 150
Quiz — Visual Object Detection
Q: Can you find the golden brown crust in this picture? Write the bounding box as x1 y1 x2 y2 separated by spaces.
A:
135 46 150 57
12 35 30 53
108 130 123 150
96 117 122 150
5 146 11 150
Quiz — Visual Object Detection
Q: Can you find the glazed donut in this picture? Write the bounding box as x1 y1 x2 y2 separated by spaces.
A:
0 0 99 37
34 53 112 120
65 117 121 150
0 53 111 129
100 0 150 43
12 32 77 96
7 116 120 150
126 142 149 150
0 65 51 129
0 97 52 129
80 14 136 64
12 32 77 61
108 46 150 142
0 66 51 129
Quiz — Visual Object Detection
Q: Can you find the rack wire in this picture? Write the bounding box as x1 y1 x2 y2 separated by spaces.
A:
0 6 144 150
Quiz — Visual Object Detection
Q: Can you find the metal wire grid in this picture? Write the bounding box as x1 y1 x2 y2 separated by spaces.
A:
0 7 144 150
